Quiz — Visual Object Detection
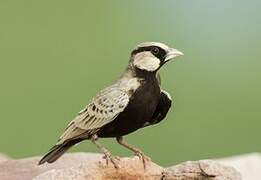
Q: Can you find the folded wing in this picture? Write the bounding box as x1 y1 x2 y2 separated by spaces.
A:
57 86 129 145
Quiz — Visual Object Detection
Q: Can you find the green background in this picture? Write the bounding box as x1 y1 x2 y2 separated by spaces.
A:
0 0 260 166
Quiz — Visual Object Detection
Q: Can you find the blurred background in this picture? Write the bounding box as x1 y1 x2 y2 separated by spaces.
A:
0 0 260 166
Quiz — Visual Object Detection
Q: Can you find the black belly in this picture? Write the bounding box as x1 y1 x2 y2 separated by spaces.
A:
98 79 160 137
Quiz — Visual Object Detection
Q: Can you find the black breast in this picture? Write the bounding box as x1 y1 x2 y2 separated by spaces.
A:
98 74 161 138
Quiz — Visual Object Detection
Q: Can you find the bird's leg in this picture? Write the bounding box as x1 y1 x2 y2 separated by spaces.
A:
116 136 151 169
91 134 119 169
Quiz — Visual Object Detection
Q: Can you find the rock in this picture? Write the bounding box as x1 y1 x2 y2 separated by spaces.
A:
0 153 101 180
0 152 242 180
165 160 241 180
34 156 163 180
0 153 10 163
218 153 261 180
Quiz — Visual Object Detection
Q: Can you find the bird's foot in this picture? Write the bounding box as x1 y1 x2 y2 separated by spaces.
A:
114 155 121 161
134 150 151 169
102 153 120 169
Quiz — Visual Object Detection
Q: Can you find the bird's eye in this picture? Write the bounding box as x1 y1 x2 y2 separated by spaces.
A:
151 47 159 55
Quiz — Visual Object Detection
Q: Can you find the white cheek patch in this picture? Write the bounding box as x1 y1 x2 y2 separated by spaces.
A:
133 52 160 71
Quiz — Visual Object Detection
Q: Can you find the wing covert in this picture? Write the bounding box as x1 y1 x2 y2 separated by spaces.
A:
57 87 129 144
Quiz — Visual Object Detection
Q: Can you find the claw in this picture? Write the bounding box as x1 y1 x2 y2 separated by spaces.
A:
134 150 151 169
102 154 120 169
116 136 151 170
114 156 121 161
91 135 120 169
110 156 120 169
102 155 109 166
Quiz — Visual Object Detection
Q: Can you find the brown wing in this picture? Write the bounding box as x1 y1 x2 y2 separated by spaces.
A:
56 86 129 145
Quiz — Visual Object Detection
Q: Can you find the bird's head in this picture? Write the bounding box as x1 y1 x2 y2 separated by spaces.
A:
130 42 183 72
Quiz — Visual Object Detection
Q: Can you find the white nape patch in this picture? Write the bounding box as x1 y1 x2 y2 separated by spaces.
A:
118 75 141 96
161 89 172 100
133 51 160 71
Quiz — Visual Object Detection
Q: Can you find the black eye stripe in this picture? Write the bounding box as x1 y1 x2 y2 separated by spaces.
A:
151 47 159 55
131 46 152 55
131 46 167 61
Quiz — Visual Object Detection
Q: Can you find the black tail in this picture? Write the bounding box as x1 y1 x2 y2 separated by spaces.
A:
38 139 80 165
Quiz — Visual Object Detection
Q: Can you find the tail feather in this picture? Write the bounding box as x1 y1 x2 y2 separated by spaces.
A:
38 145 68 165
38 139 81 165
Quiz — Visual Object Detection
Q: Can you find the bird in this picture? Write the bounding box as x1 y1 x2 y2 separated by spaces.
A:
38 42 183 169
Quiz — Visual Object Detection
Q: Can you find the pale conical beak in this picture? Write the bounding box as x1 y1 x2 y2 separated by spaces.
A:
165 48 184 61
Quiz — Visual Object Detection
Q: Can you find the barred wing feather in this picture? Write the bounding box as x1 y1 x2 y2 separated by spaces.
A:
57 87 129 144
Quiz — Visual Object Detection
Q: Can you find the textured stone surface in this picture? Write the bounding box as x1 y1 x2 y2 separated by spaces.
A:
0 153 101 180
0 152 244 180
166 160 241 180
34 156 163 180
218 153 261 180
